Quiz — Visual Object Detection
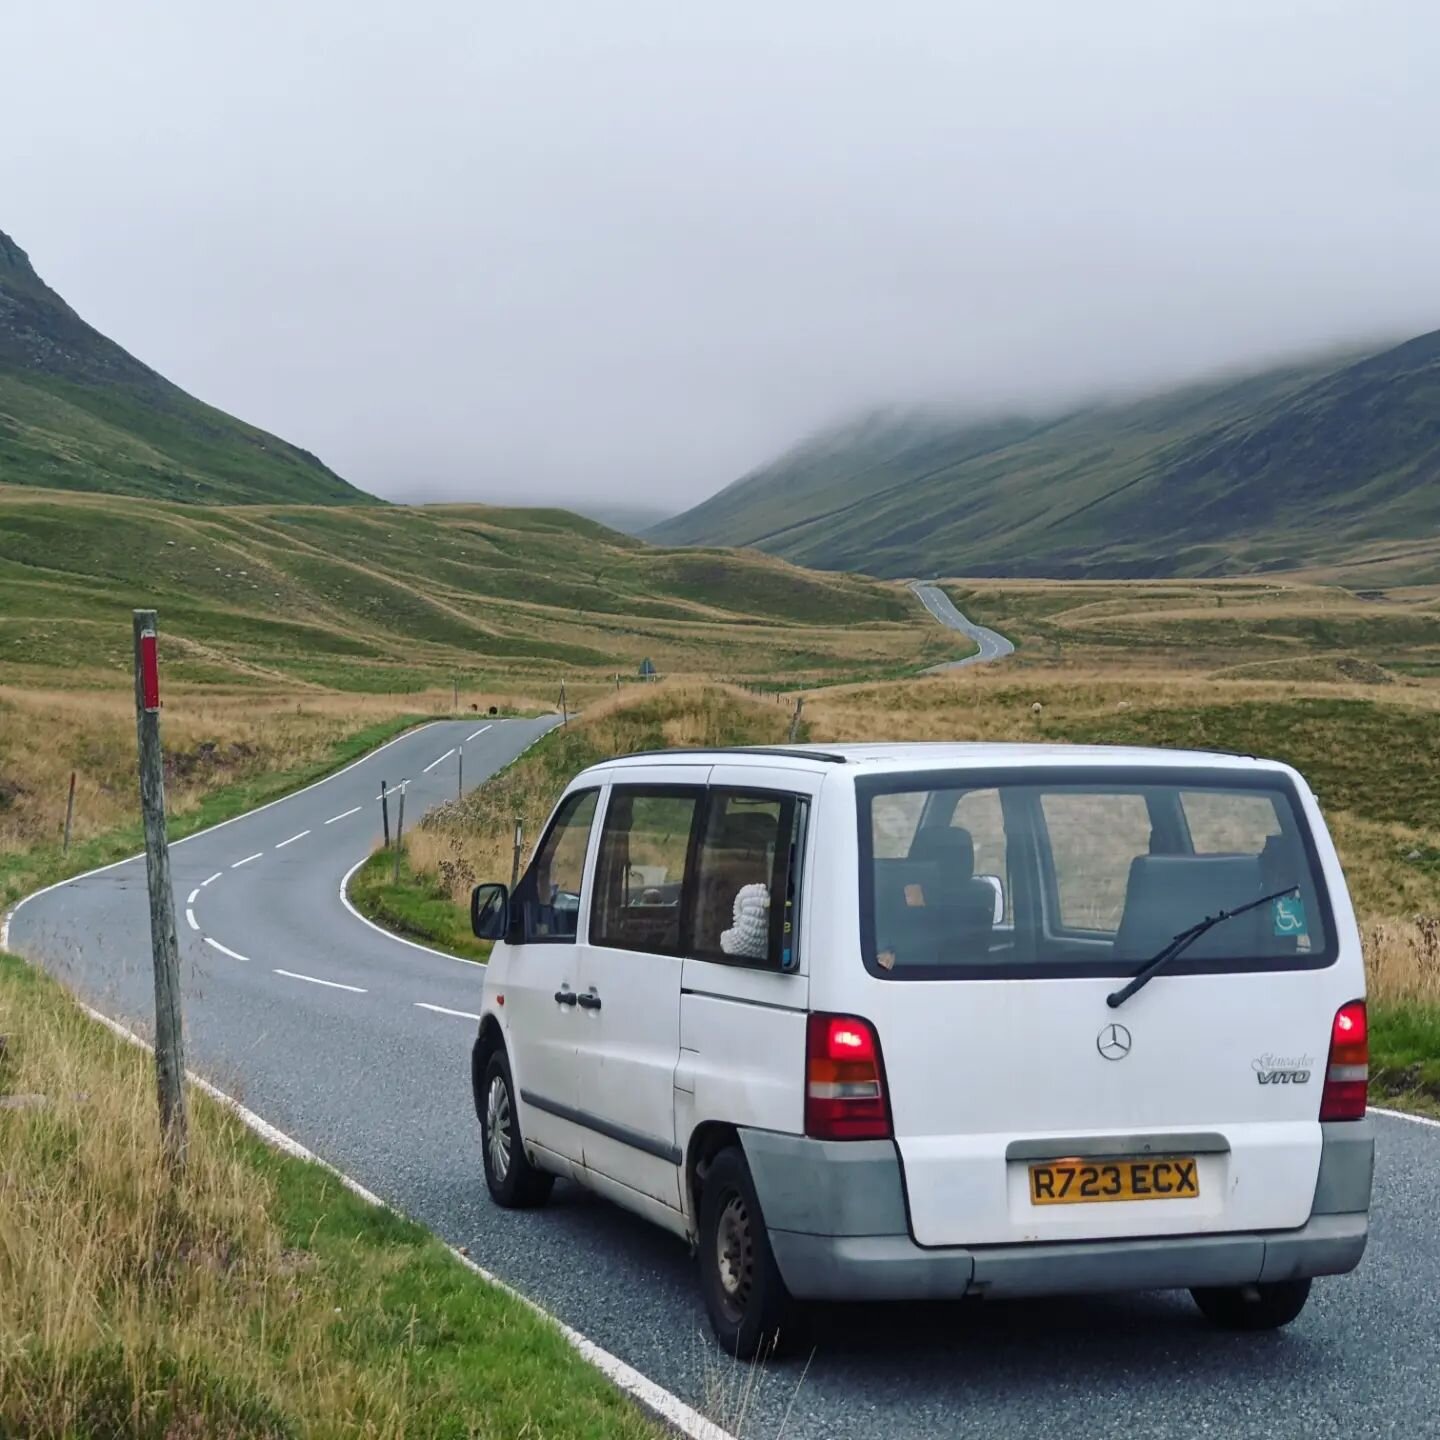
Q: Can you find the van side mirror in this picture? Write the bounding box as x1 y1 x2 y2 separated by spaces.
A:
976 874 1005 926
471 883 510 940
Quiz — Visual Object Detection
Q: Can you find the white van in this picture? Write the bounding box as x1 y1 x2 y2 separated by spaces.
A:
468 743 1373 1357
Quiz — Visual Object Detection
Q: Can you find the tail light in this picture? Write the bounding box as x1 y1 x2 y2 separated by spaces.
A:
805 1013 890 1140
1319 1000 1368 1121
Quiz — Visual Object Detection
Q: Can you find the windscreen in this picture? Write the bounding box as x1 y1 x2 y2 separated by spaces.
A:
858 768 1334 981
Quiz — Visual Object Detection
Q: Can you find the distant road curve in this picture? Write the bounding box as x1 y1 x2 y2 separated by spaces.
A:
910 581 1015 671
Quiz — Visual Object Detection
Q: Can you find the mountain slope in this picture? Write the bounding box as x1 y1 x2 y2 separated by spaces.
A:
0 229 367 505
0 485 957 691
653 336 1440 582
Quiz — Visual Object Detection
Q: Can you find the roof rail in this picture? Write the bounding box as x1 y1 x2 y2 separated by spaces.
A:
598 745 850 765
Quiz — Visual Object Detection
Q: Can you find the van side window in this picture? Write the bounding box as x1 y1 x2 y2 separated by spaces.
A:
692 790 806 970
515 789 598 943
1040 791 1152 932
592 788 702 955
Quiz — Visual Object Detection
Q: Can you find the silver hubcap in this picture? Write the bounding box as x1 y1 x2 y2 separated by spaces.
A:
715 1192 754 1320
486 1075 512 1183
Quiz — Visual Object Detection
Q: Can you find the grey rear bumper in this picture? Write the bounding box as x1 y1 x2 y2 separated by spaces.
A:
739 1122 1373 1304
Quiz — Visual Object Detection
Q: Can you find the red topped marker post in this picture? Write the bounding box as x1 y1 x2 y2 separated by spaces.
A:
133 609 187 1171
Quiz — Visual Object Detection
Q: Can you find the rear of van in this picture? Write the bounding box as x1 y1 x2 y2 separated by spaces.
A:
745 750 1372 1329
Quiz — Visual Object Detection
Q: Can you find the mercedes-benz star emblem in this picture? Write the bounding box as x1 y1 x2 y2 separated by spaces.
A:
1097 1023 1132 1061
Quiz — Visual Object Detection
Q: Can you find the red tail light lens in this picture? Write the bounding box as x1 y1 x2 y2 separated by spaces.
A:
805 1013 890 1140
1320 999 1368 1121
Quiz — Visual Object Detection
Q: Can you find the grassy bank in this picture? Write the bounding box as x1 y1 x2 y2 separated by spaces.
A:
0 696 441 912
0 950 664 1439
348 847 493 963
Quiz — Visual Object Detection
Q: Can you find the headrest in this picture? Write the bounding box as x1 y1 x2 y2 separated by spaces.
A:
714 812 775 856
908 825 976 878
1114 853 1264 960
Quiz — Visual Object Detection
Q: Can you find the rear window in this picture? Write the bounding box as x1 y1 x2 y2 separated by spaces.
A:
857 766 1336 981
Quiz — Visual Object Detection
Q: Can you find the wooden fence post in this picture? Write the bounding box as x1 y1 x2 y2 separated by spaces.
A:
132 610 187 1172
457 745 464 801
788 695 805 742
511 816 524 888
62 770 76 853
393 784 406 885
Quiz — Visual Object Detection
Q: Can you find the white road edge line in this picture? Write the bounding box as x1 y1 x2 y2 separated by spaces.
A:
187 888 200 905
185 908 199 931
415 1002 482 1020
422 748 456 774
0 720 455 948
1374 1105 1440 1130
201 871 222 887
275 829 310 849
274 967 367 994
204 936 250 963
68 999 735 1440
333 713 559 970
231 852 263 869
337 854 476 967
465 724 492 741
325 806 362 824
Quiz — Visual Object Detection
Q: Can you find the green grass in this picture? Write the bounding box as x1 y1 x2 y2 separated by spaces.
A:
0 714 427 912
0 484 940 694
348 849 492 963
0 950 664 1438
1371 1005 1440 1114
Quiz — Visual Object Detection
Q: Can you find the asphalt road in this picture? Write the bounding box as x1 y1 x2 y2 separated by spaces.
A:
911 580 1016 669
9 714 1440 1439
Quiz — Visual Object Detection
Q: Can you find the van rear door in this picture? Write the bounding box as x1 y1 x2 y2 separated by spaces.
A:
848 764 1358 1249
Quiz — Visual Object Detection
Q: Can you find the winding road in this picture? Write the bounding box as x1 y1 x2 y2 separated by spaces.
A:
7 707 1440 1439
911 580 1016 669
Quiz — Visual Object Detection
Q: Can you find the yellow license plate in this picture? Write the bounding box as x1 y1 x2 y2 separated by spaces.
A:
1028 1156 1200 1206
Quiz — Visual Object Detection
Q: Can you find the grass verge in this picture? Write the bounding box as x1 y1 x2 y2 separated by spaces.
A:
0 949 665 1439
348 848 492 963
0 712 428 913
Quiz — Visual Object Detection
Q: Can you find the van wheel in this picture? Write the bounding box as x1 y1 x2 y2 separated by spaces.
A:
698 1146 799 1359
1191 1278 1312 1330
481 1051 554 1208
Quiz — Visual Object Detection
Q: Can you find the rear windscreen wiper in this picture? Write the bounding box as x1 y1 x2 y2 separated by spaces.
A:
1106 885 1300 1010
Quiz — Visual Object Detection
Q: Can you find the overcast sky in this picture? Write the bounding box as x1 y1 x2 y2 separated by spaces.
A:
5 1 1438 512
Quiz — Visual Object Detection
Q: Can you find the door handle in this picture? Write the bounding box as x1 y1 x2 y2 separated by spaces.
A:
554 988 578 1006
576 990 602 1011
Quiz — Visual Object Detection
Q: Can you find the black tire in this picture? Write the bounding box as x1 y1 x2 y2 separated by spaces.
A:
698 1145 801 1359
1191 1278 1312 1330
479 1049 554 1208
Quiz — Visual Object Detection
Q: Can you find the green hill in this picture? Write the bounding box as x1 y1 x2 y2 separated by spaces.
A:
0 486 951 692
0 229 367 505
652 334 1440 584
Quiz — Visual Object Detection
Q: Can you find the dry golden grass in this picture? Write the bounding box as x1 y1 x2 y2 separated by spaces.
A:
0 684 549 857
1364 918 1440 1009
0 955 665 1439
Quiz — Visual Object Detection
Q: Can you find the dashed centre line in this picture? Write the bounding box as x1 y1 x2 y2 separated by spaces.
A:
465 725 492 741
185 908 199 931
274 968 367 994
275 829 310 849
187 888 200 905
232 852 263 869
204 937 250 962
325 806 362 825
414 1001 482 1020
201 871 222 887
423 748 456 774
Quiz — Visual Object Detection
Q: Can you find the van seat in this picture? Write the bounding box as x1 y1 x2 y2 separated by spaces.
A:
1113 854 1266 961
